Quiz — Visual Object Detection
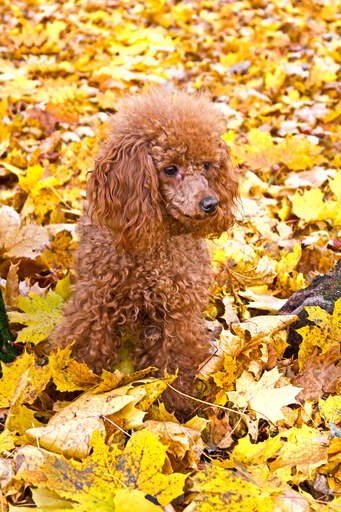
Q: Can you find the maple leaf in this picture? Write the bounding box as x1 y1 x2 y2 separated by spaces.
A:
94 366 156 394
185 463 287 511
292 347 341 401
2 0 341 507
227 368 302 423
8 291 64 345
291 188 327 222
208 233 276 285
232 434 283 466
278 136 324 170
234 129 279 170
48 346 99 393
270 425 328 475
6 400 43 438
230 314 297 343
0 352 49 439
15 430 186 508
200 315 297 382
0 205 49 259
107 429 187 505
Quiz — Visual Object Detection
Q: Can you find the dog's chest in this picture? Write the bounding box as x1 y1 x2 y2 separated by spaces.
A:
134 235 213 289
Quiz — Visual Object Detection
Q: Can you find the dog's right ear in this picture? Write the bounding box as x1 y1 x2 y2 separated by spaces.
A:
87 135 163 252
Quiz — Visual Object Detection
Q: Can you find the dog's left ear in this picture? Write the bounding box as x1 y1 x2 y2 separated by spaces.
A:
87 135 163 252
210 140 239 235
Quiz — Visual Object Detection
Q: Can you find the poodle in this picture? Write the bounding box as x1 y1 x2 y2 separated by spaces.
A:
51 88 239 416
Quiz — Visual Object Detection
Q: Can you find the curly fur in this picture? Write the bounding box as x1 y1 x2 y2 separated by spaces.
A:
50 88 239 416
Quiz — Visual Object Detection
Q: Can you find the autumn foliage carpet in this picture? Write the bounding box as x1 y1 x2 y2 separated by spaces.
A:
1 0 341 510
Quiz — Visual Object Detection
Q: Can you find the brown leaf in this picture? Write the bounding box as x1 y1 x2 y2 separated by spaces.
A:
292 347 341 401
0 205 50 260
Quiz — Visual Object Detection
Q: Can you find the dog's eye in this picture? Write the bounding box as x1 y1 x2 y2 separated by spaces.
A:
203 162 210 171
164 166 178 177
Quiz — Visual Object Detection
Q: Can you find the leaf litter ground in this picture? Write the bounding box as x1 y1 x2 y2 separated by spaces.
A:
1 0 341 510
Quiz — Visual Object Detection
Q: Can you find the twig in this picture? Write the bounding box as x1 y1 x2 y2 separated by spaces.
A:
100 415 131 437
167 383 277 426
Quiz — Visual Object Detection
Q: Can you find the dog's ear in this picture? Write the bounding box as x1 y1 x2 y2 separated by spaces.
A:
206 139 239 237
87 135 163 252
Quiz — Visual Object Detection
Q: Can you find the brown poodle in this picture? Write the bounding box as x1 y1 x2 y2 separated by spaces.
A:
51 88 239 416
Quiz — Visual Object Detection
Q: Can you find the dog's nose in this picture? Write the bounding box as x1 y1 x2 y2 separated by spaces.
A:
199 196 218 214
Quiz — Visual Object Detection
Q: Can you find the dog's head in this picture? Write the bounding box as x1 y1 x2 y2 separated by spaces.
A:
87 88 239 252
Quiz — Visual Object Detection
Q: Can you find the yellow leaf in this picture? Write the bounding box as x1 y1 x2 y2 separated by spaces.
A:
227 368 302 423
49 347 99 392
276 243 302 275
94 367 156 394
298 298 341 370
291 188 326 222
137 373 176 411
15 430 186 508
329 171 341 199
186 463 277 511
0 429 16 453
8 291 63 345
234 129 279 170
97 90 119 109
45 20 66 46
106 430 187 506
238 286 287 313
0 352 34 408
319 396 341 423
324 199 341 225
6 401 43 437
31 488 74 511
143 420 205 468
113 490 162 511
265 66 286 91
248 130 274 150
308 56 338 87
14 363 51 405
26 387 144 459
230 314 297 342
270 425 328 473
18 165 44 192
199 328 242 380
54 274 72 302
232 434 283 466
0 161 25 177
213 354 238 390
278 137 324 170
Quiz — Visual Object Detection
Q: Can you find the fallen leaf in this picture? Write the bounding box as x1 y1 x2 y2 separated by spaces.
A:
15 430 186 508
292 347 341 401
0 205 50 260
227 368 302 423
8 291 64 345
